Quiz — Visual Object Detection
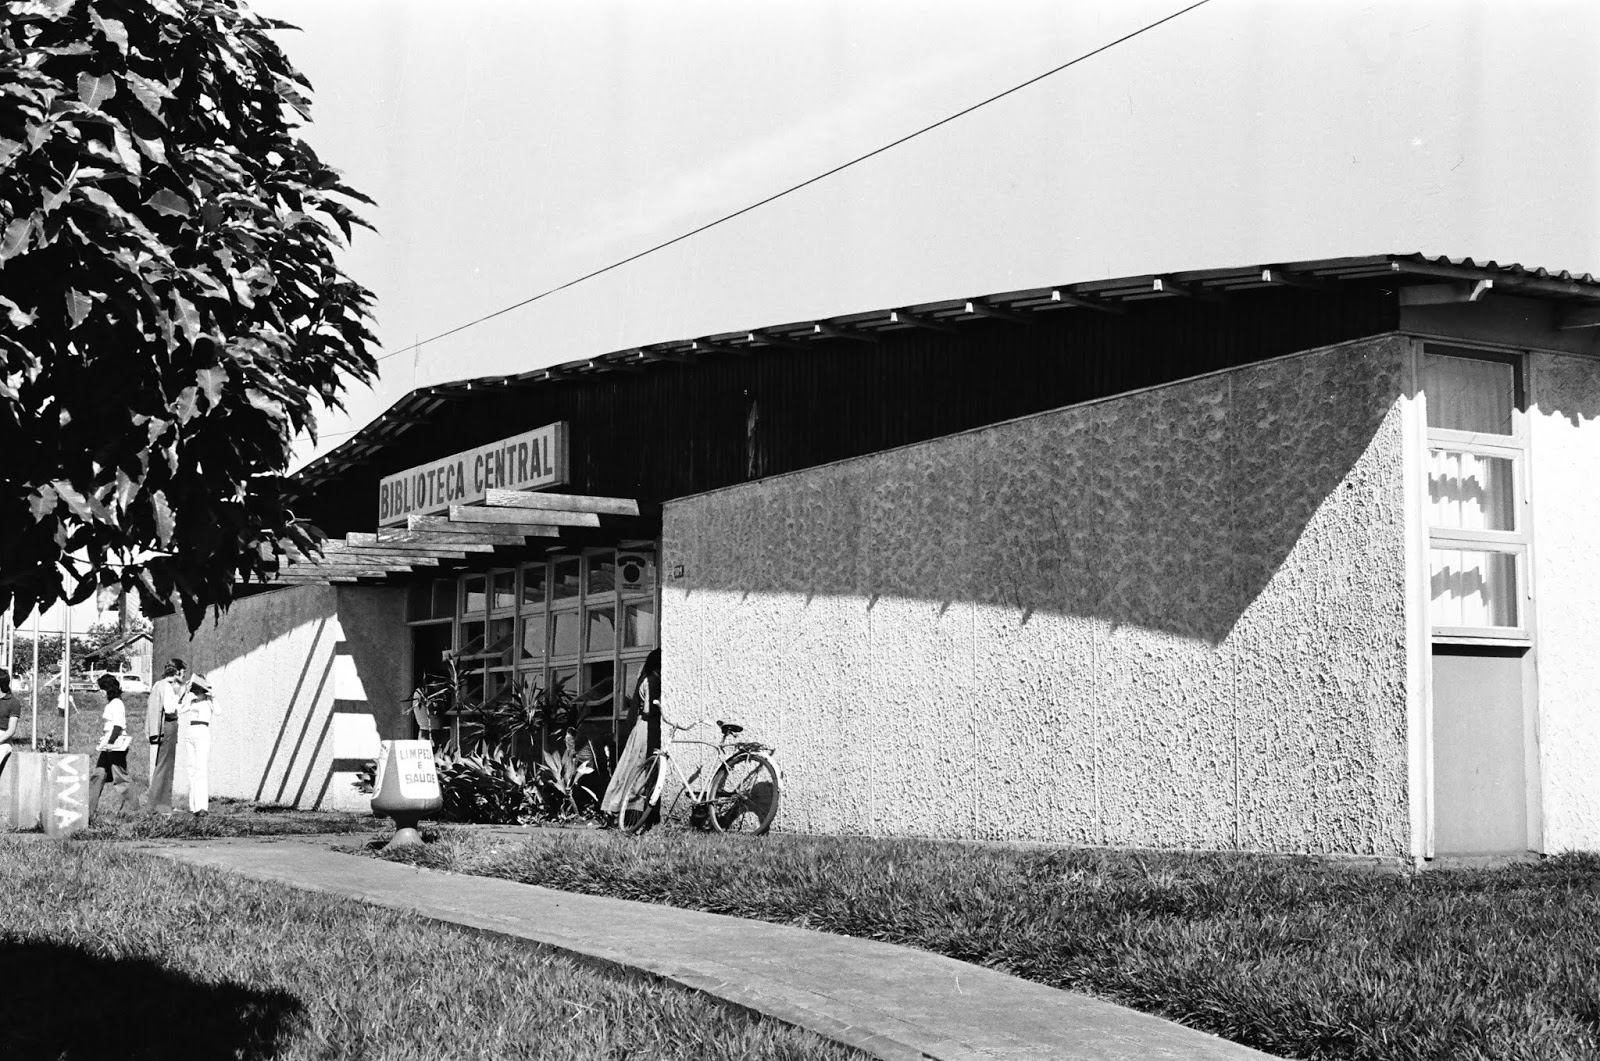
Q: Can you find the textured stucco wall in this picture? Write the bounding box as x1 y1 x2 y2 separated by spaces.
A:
1528 352 1600 851
153 584 408 811
663 336 1413 854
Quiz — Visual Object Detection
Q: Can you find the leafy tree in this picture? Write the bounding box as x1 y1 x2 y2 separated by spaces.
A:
80 613 150 669
10 631 87 675
0 0 377 629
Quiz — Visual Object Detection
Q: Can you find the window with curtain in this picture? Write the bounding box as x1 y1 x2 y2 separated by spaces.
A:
1422 347 1527 638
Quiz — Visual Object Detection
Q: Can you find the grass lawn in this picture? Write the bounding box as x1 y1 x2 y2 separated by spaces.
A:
0 839 865 1061
379 828 1600 1061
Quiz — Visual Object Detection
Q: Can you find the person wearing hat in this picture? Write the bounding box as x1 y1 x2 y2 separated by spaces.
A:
142 658 188 814
177 671 219 816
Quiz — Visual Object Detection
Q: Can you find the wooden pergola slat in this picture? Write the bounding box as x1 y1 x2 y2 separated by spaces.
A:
481 489 647 518
408 514 561 537
449 504 600 529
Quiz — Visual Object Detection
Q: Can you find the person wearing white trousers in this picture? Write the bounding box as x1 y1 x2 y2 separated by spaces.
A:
177 673 218 816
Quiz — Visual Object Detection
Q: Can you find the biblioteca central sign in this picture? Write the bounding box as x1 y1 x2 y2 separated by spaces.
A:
377 422 569 527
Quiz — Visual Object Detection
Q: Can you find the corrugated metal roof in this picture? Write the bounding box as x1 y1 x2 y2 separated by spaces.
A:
296 252 1600 488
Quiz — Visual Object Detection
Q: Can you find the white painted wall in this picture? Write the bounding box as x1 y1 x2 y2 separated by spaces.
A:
1528 352 1600 852
663 336 1415 854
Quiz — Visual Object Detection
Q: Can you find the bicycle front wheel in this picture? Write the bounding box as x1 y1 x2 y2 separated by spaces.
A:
618 756 662 835
709 752 780 835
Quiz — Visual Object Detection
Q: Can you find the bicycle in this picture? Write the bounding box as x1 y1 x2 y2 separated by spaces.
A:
617 719 781 836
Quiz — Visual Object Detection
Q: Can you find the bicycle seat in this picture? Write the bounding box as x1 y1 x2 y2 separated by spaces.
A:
717 720 744 738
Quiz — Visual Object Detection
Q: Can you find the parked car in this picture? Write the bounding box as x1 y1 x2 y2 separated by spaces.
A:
85 670 148 694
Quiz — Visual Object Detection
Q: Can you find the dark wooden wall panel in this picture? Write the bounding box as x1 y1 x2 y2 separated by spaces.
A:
301 287 1398 535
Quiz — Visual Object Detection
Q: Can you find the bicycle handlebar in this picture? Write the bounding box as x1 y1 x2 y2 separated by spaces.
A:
664 718 714 733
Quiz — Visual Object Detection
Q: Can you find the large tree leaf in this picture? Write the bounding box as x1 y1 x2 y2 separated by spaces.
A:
77 71 116 109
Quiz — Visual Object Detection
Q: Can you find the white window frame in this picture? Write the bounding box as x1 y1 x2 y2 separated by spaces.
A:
1422 345 1531 645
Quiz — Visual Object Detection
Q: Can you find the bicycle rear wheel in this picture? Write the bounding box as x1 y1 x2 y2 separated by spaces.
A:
618 756 662 835
709 752 780 835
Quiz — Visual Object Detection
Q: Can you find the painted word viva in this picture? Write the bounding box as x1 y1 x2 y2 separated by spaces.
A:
377 423 567 526
54 756 85 831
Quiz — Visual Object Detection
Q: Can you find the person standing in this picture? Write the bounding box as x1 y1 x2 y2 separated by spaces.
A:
142 659 187 814
178 673 217 817
598 649 661 823
86 674 133 820
0 667 18 779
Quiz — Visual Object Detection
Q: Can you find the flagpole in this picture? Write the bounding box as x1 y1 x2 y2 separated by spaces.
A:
61 604 70 749
30 610 39 744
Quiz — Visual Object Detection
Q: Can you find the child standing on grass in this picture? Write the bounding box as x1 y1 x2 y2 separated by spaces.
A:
87 674 133 820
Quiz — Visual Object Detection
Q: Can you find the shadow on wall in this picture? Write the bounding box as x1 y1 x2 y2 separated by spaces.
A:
154 585 408 810
675 336 1411 646
0 940 304 1059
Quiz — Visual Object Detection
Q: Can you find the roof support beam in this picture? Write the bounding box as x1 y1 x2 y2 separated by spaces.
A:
965 300 1031 324
1260 267 1335 292
1049 289 1125 315
1398 281 1494 306
813 322 878 343
588 357 644 374
888 309 956 334
482 490 647 517
746 331 810 352
637 346 695 363
691 340 747 357
1152 276 1227 303
1390 260 1588 300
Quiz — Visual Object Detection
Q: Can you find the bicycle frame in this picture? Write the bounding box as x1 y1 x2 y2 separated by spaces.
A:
638 719 775 811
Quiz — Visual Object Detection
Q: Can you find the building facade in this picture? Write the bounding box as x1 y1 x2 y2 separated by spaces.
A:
154 255 1600 856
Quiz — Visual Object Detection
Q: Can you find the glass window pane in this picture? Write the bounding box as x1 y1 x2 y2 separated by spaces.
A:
1424 353 1515 435
550 611 580 657
1429 450 1515 531
459 672 485 711
1430 548 1518 628
462 575 486 616
520 614 546 661
551 557 581 602
587 553 617 596
485 618 516 665
458 620 485 657
549 667 578 701
623 601 656 648
621 660 644 716
491 571 516 612
617 551 656 595
521 564 546 610
578 661 616 718
586 605 616 652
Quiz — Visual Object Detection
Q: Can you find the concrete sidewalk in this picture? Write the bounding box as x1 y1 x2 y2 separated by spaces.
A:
142 837 1274 1061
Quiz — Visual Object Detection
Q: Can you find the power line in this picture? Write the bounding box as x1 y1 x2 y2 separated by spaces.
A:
372 0 1214 365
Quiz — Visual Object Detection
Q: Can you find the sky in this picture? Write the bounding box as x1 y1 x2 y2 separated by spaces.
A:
246 0 1600 468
